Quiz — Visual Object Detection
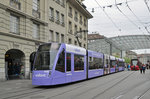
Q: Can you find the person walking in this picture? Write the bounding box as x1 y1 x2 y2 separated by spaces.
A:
139 63 143 74
127 64 130 71
142 64 146 74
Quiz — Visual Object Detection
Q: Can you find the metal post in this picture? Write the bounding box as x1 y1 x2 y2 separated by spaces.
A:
120 50 123 58
110 43 112 55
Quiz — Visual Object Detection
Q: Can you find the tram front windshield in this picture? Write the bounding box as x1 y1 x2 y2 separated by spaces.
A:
34 43 60 70
132 60 138 66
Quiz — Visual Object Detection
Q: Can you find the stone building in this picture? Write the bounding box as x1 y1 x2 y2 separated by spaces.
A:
0 0 92 81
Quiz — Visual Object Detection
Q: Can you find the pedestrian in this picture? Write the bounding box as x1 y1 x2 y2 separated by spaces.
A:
127 64 130 71
146 64 148 69
142 64 146 74
139 63 143 74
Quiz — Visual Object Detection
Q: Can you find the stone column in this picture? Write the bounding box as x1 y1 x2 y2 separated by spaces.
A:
24 55 30 79
0 50 6 81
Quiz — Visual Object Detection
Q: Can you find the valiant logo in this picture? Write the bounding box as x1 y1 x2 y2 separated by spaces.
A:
35 74 46 77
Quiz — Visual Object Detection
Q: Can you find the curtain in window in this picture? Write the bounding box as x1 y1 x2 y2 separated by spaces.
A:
33 23 39 39
10 15 19 34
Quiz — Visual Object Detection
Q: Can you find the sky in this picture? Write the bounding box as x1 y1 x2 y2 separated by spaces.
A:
83 0 150 37
83 0 150 54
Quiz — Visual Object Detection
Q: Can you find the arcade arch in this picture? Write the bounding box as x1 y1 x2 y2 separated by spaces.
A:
5 49 25 80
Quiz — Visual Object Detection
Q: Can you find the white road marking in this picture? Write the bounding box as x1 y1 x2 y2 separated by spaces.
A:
133 96 140 99
111 95 123 99
114 95 123 99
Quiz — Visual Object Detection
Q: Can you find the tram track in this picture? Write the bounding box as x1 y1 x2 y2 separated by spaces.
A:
46 71 132 99
1 88 48 99
91 72 134 99
68 71 133 99
137 87 150 99
1 81 85 99
110 71 150 99
110 79 150 99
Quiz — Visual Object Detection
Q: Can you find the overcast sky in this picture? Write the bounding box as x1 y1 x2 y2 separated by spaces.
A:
83 0 150 54
83 0 150 37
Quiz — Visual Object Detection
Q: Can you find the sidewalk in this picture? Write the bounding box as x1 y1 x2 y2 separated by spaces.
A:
0 79 32 94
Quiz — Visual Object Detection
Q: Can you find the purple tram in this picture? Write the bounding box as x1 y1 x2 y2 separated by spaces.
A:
32 43 125 86
117 58 125 71
104 54 110 75
109 56 116 73
88 50 104 78
32 43 105 85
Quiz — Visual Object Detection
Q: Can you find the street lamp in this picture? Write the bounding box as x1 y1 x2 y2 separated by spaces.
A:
75 30 88 47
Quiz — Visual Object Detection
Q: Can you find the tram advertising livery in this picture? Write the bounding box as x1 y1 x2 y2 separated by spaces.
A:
32 43 125 86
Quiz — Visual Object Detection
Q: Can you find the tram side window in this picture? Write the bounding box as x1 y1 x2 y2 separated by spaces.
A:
55 51 65 72
66 53 71 72
110 60 116 68
119 62 124 67
99 58 103 69
89 57 103 69
74 55 84 71
89 57 97 69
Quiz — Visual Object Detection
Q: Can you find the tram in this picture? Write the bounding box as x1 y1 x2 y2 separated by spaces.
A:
118 58 125 71
104 54 110 75
109 56 117 73
130 59 140 70
32 43 125 86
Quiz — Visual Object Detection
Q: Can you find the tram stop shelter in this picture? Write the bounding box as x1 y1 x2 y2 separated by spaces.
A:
88 34 150 57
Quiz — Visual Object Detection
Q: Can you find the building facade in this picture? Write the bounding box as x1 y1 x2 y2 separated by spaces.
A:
66 0 92 48
137 54 150 64
0 0 92 81
125 51 137 59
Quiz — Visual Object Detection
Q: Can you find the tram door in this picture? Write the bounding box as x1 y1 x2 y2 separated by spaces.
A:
66 53 72 83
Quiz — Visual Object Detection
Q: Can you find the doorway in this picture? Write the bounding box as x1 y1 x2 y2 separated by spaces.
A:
5 49 25 80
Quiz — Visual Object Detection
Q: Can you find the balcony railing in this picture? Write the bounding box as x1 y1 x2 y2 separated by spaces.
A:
49 16 54 22
68 13 73 18
68 30 72 34
55 19 60 24
60 21 65 27
32 9 40 18
55 0 60 4
60 1 65 7
74 17 78 22
80 21 83 25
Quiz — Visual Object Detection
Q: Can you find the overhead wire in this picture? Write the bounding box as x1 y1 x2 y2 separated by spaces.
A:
126 0 150 42
126 0 149 33
94 0 124 51
115 0 146 35
90 0 150 46
94 0 121 32
102 0 150 50
144 0 150 14
115 0 144 49
143 0 150 34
